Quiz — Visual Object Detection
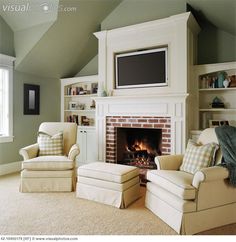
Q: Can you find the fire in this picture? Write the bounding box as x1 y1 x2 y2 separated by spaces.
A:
124 139 159 169
133 141 149 152
126 140 151 153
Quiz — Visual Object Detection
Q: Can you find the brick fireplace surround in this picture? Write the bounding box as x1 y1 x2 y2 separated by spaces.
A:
106 116 171 163
94 95 187 162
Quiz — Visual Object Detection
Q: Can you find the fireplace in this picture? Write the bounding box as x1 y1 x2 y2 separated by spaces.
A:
106 116 171 163
117 128 162 169
94 13 199 162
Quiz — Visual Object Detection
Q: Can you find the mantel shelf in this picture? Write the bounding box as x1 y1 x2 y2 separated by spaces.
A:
64 109 95 113
64 94 97 98
199 108 236 112
199 87 236 91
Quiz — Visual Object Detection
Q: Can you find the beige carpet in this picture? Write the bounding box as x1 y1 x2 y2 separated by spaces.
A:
0 173 236 235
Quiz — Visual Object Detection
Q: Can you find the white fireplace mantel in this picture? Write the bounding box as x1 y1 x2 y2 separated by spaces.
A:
93 12 200 162
94 94 188 161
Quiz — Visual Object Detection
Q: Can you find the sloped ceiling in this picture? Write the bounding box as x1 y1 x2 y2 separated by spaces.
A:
188 0 236 35
0 0 121 78
0 0 59 67
0 0 235 79
16 0 122 78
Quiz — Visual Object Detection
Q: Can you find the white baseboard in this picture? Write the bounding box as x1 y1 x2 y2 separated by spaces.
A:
0 161 21 176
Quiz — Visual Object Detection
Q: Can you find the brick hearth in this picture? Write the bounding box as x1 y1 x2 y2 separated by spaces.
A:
106 116 171 163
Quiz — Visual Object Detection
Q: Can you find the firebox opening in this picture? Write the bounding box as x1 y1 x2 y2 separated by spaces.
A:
116 128 162 169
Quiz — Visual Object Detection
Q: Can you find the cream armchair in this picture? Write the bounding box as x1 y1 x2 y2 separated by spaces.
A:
19 122 80 192
145 128 236 235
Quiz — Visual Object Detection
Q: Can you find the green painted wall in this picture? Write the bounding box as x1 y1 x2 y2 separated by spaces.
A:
15 21 55 67
0 15 14 56
82 0 235 73
0 71 60 165
0 16 60 165
198 22 236 64
76 55 98 77
101 0 185 30
101 0 236 64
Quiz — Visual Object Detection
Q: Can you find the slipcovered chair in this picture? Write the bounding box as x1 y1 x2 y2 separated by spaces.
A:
19 122 79 192
145 128 236 235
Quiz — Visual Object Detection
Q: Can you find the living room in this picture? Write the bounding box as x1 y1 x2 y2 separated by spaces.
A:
0 0 236 238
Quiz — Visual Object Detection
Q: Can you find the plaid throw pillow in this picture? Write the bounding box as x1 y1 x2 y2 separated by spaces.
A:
38 131 63 156
180 140 218 174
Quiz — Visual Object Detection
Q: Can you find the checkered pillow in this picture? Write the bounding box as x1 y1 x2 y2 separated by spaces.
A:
37 131 64 156
180 140 218 174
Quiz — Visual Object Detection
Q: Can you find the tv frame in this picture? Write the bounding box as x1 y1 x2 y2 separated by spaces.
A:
115 47 168 89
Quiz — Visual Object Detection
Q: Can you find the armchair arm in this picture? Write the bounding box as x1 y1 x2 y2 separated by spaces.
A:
19 143 39 160
68 144 80 161
192 166 229 188
155 154 184 170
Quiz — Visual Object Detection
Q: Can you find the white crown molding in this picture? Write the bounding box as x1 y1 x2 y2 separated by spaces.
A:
0 54 16 66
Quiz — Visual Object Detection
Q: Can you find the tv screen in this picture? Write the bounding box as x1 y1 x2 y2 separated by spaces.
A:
115 47 168 89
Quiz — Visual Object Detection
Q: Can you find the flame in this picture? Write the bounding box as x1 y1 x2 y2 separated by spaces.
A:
134 141 147 151
126 140 152 153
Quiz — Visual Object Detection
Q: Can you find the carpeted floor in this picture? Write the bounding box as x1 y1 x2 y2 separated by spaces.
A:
0 173 236 235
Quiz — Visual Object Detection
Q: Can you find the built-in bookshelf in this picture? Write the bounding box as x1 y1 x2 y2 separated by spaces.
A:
193 62 236 130
60 75 98 127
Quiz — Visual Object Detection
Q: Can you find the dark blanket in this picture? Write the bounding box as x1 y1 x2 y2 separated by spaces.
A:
215 125 236 186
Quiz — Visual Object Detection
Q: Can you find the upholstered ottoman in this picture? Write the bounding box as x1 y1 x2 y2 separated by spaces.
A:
76 162 140 208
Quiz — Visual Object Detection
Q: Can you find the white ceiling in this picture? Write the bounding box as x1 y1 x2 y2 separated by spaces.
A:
0 0 59 31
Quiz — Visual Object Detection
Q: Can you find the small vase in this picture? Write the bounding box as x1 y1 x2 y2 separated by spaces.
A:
223 79 229 88
98 83 106 97
217 72 226 88
101 90 107 97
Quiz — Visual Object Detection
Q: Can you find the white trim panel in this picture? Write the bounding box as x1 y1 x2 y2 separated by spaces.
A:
0 161 21 176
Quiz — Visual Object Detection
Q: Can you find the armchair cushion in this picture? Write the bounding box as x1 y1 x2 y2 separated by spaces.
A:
147 182 196 212
37 131 63 156
147 170 196 200
180 139 218 174
22 156 73 170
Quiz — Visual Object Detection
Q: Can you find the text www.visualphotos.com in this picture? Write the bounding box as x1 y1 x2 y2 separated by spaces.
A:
1 2 77 12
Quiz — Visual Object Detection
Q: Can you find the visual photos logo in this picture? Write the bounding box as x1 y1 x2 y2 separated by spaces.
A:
39 2 53 13
39 2 77 13
0 1 77 13
1 2 30 12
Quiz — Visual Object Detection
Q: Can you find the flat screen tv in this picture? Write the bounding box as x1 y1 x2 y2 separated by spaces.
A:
115 47 168 89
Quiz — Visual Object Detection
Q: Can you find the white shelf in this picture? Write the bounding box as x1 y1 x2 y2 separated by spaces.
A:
64 109 95 113
199 87 236 91
64 94 97 98
61 75 98 86
61 74 98 126
199 108 236 112
194 62 236 130
77 125 95 129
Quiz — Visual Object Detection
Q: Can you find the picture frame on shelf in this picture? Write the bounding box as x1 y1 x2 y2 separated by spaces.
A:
69 101 78 110
91 83 98 94
229 75 236 87
209 120 229 128
81 116 90 126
